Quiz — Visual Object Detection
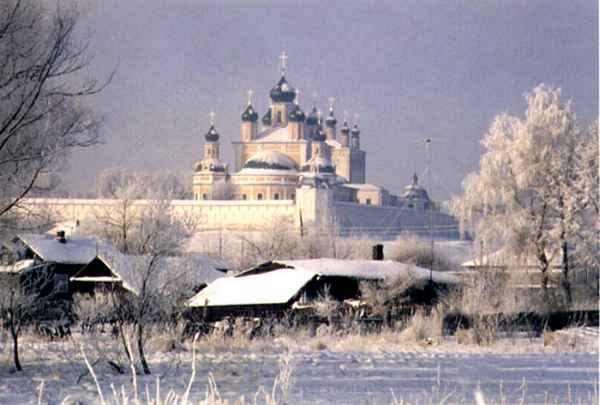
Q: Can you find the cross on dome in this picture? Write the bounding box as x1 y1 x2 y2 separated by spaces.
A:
294 89 300 105
278 51 288 76
209 111 216 126
247 89 254 106
329 97 335 112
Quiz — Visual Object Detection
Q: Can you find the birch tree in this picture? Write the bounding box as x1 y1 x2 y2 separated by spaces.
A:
88 177 199 374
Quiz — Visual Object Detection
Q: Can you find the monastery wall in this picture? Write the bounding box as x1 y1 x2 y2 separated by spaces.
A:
21 198 298 231
332 201 461 239
21 190 461 239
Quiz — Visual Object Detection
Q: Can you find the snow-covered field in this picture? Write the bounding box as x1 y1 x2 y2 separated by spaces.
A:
1 329 598 404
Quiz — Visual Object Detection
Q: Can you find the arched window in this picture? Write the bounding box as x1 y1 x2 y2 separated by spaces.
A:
257 193 263 200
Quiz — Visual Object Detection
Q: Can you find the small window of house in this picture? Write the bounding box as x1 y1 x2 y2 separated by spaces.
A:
257 193 263 200
274 193 280 200
54 273 69 293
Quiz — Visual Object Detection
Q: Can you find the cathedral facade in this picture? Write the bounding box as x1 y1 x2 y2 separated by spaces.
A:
192 54 430 210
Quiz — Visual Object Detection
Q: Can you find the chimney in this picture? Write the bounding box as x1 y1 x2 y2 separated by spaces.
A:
56 230 66 244
372 244 384 261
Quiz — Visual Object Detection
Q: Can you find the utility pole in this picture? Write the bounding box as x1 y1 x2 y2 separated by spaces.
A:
425 138 434 280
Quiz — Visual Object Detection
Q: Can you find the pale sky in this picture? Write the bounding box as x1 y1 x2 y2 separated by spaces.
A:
65 0 598 200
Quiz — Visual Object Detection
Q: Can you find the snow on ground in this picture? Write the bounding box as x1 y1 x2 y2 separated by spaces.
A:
0 331 598 404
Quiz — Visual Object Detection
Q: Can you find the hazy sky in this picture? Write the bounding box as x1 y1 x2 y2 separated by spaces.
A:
65 0 598 200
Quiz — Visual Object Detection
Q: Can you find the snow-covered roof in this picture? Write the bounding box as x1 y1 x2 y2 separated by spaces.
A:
241 150 298 173
237 168 298 176
255 127 291 142
343 183 385 192
16 234 105 264
274 259 458 284
97 252 228 295
188 268 316 307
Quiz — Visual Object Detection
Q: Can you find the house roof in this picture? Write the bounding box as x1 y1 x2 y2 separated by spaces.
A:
278 259 458 284
97 252 228 295
188 258 458 308
15 234 105 264
188 268 316 307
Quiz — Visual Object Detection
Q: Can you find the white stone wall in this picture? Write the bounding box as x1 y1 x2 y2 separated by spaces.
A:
21 192 461 239
21 198 298 231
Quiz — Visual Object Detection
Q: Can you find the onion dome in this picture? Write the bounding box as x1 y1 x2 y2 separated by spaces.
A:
351 123 360 136
288 104 306 122
270 76 296 103
242 150 298 172
306 106 319 126
312 124 327 142
241 104 259 122
325 110 337 127
340 120 351 134
205 125 219 142
262 107 272 126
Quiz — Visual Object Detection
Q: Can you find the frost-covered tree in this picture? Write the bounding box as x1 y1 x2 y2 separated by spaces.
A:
0 0 109 225
0 268 53 371
95 168 192 200
453 84 597 301
85 177 199 374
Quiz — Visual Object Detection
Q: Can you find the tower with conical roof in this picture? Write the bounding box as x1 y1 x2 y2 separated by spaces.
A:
192 113 229 200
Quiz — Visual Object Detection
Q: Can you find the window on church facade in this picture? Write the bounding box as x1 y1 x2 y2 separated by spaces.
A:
257 193 263 200
274 193 279 200
242 194 247 200
202 193 207 200
366 198 372 205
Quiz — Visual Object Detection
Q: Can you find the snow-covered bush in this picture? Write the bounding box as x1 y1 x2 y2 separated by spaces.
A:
388 234 456 271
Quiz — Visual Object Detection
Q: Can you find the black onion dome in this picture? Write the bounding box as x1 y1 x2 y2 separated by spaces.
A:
340 120 350 134
351 124 360 135
288 104 306 122
312 125 326 142
325 111 337 127
306 106 319 126
270 76 296 103
205 125 219 142
262 108 272 126
241 104 259 122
